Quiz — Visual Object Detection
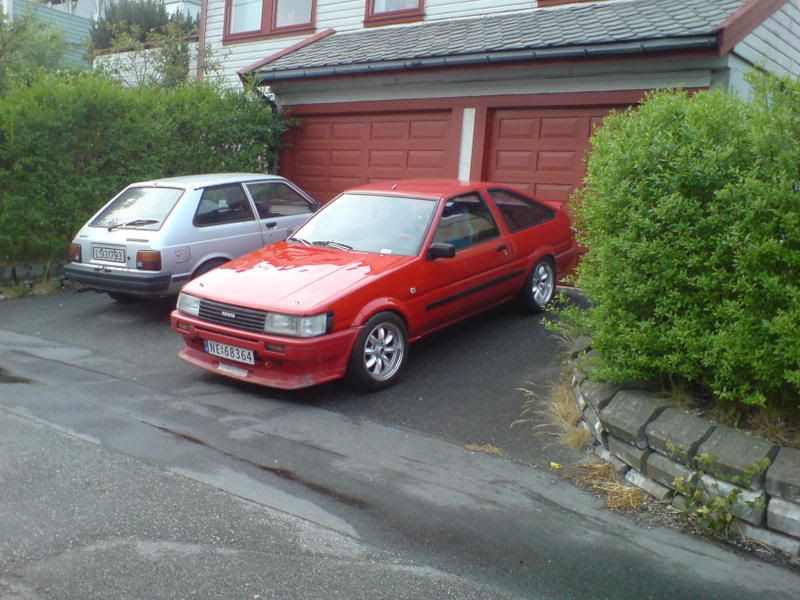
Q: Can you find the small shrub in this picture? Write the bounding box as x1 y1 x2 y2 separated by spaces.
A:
0 9 66 95
91 0 197 50
566 72 800 411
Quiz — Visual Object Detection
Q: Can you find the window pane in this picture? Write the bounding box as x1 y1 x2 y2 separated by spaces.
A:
194 184 255 226
372 0 419 14
247 182 312 218
230 0 262 34
489 189 554 232
434 193 499 250
275 0 312 27
90 187 183 231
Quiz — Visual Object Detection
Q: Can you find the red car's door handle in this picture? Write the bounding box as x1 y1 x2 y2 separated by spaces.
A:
496 244 508 253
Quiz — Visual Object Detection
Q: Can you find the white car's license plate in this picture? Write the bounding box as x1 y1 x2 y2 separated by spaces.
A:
92 246 125 263
204 340 255 365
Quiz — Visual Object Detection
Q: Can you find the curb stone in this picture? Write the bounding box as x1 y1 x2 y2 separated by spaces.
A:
568 351 800 557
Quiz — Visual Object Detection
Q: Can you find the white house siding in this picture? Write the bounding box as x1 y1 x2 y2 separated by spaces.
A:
206 0 537 87
94 43 201 85
734 0 800 78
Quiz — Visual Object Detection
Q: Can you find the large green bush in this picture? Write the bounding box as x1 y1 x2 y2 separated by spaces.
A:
0 73 289 266
569 74 800 410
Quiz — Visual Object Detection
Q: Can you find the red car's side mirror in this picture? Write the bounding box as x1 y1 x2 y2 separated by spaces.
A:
427 243 456 260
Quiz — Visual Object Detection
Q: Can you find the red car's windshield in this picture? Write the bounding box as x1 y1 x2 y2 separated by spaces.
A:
290 193 437 256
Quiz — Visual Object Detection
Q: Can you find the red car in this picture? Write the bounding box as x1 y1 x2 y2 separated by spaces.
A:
171 180 578 391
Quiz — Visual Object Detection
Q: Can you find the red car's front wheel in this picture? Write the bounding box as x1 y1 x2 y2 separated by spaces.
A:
347 312 408 391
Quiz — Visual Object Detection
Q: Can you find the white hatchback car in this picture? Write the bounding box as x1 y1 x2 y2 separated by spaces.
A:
64 173 319 301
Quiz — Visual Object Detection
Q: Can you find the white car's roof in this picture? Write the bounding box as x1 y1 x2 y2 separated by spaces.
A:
132 173 283 189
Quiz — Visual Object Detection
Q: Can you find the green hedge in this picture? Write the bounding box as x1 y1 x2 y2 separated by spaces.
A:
0 73 289 266
569 74 800 410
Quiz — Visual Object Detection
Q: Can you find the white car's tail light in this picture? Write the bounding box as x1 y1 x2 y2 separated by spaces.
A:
136 250 161 271
68 243 82 263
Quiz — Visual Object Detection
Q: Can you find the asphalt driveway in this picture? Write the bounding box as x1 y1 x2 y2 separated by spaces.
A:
0 289 578 468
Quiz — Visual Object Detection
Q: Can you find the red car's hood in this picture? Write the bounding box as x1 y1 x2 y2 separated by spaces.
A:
183 242 413 313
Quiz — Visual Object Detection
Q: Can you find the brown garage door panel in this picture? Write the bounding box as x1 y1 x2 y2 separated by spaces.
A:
485 107 620 206
282 111 456 202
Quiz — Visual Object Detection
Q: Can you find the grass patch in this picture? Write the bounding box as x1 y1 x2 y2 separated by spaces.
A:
513 380 592 449
464 443 505 457
0 283 30 299
745 406 800 449
31 278 59 296
569 460 646 511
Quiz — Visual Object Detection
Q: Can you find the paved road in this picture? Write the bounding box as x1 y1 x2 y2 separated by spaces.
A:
1 291 798 599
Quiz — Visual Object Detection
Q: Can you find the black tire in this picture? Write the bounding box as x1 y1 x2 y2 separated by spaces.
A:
192 258 228 280
520 258 556 313
347 312 409 391
107 291 141 303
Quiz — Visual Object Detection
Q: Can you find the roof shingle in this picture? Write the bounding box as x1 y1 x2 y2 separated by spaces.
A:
252 0 748 79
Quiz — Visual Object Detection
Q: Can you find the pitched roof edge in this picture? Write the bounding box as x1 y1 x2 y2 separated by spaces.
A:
237 28 336 82
717 0 789 56
252 35 718 85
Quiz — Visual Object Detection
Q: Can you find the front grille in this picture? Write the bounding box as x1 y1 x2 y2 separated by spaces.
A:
198 299 267 333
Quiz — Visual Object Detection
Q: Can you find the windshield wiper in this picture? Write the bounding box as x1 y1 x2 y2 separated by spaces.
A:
107 219 159 231
287 236 312 246
312 240 353 251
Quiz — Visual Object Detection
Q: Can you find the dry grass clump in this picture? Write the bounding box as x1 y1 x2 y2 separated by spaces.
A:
569 460 646 511
0 283 30 299
513 380 592 449
745 407 800 449
464 443 505 457
31 278 59 296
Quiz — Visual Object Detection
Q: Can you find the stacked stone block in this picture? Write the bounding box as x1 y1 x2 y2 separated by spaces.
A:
764 447 800 554
570 343 800 556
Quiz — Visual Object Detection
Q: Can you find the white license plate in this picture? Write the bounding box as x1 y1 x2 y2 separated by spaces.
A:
204 340 255 365
92 246 125 263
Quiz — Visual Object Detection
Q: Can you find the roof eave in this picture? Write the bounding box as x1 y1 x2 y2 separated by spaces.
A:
252 35 719 85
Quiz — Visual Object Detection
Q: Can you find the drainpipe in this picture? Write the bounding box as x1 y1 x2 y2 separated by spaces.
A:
195 0 208 81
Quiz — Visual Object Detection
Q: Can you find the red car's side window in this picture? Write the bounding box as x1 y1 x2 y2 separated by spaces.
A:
433 193 500 250
488 189 555 233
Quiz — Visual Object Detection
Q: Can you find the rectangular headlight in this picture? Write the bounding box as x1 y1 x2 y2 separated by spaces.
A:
177 292 201 317
264 312 329 338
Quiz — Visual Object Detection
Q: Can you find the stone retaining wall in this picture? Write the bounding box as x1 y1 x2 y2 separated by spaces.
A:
571 355 800 557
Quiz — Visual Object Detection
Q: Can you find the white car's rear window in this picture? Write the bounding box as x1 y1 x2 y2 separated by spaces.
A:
90 186 184 231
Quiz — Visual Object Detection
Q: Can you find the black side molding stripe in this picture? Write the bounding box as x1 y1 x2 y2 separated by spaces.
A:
427 270 525 311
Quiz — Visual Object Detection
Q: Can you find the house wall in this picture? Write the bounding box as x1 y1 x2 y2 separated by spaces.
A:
734 0 800 78
94 42 202 85
11 0 92 67
270 56 724 107
38 0 98 20
206 0 539 87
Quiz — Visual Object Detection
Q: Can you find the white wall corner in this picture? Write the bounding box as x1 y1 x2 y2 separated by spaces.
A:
458 108 476 181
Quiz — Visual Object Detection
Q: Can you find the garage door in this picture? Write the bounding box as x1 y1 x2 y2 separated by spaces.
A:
485 107 620 207
280 111 457 202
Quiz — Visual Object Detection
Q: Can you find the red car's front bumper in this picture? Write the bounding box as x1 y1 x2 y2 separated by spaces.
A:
170 310 360 390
